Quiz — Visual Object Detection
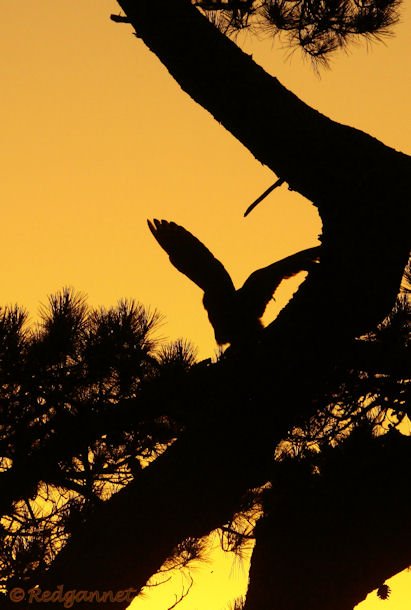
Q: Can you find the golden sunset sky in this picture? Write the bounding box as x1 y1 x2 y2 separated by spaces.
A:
1 1 410 609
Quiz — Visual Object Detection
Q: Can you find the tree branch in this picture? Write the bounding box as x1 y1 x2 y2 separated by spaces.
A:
117 0 410 343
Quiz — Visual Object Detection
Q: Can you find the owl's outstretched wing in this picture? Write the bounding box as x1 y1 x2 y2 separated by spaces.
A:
147 219 235 296
239 246 321 319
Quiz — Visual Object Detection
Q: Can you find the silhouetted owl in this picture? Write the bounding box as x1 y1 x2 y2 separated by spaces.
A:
148 219 320 346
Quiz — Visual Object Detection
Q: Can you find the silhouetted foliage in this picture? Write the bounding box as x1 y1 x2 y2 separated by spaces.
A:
0 274 409 605
191 272 409 609
0 289 198 592
377 583 391 599
194 0 401 62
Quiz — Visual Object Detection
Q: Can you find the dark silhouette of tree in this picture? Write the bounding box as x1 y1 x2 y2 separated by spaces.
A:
3 2 410 608
244 277 410 609
244 425 411 610
114 0 402 62
0 289 199 597
220 278 410 610
1 279 409 609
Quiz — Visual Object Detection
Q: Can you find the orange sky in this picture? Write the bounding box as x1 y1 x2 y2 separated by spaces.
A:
1 1 410 608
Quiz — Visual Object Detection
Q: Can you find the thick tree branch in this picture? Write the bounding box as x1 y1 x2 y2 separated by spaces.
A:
245 431 411 610
116 0 410 341
31 379 277 608
116 1 409 208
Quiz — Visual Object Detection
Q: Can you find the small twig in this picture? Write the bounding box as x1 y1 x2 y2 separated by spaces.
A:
110 14 131 23
243 177 285 217
220 525 255 540
25 498 37 522
143 574 172 587
167 574 194 610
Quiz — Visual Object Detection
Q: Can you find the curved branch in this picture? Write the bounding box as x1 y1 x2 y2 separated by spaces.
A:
117 0 410 343
117 0 409 208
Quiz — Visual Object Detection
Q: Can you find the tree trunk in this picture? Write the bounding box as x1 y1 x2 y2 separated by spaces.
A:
29 1 410 607
244 431 411 610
